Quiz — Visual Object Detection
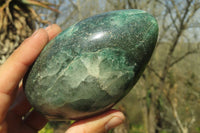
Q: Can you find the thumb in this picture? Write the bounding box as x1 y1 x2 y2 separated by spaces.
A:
65 110 125 133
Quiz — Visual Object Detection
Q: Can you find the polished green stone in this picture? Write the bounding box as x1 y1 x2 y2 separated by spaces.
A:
24 9 158 121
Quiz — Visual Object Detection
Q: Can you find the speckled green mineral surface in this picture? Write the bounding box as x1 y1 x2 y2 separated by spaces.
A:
24 9 158 121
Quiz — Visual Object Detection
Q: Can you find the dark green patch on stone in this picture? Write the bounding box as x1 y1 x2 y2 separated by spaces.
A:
24 9 158 120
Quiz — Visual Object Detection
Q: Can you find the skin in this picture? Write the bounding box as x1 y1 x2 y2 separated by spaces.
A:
0 24 125 133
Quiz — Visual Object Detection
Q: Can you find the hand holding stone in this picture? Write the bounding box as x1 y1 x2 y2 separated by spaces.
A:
24 9 158 121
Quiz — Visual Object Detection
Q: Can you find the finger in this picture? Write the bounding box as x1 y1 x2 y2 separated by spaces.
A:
45 24 62 40
0 29 48 123
9 24 62 117
24 110 48 131
0 25 61 123
66 110 125 133
0 29 49 95
0 24 61 95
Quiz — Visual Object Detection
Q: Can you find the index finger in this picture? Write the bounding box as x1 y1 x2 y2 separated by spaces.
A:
0 24 61 95
0 24 61 123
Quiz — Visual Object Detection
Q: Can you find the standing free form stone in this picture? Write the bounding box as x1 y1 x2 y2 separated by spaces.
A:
24 9 159 121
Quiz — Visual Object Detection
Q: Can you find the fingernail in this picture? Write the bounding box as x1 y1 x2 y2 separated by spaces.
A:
105 117 124 131
45 24 62 33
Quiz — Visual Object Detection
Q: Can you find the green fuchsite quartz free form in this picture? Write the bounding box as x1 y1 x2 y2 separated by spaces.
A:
24 9 159 121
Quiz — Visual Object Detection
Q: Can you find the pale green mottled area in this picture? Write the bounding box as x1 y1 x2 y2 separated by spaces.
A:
24 9 158 120
44 48 134 107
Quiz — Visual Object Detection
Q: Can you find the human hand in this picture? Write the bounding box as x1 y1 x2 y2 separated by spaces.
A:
0 24 125 133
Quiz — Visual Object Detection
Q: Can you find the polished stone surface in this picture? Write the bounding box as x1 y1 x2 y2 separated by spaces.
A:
24 9 158 121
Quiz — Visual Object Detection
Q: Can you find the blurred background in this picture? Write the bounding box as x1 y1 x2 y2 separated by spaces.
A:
0 0 200 133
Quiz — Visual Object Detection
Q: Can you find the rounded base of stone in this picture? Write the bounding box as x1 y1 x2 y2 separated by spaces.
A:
42 104 114 121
